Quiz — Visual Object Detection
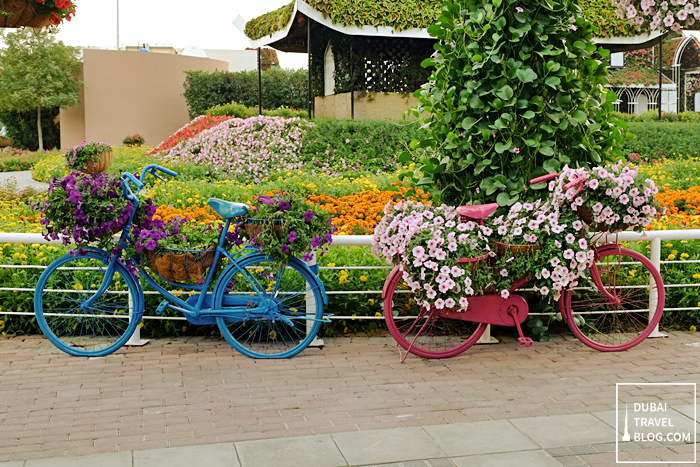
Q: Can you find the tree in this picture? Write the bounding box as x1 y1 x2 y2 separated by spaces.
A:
407 0 627 206
0 28 81 151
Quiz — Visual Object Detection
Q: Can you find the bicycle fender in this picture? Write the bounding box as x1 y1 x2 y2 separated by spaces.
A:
382 265 402 299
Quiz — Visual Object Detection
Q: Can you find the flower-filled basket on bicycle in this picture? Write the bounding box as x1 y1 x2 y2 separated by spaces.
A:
245 192 335 264
130 199 239 284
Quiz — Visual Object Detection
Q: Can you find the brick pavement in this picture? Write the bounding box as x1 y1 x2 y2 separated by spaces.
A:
0 331 698 463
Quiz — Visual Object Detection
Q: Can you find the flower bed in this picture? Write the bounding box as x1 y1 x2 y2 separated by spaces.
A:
148 115 232 155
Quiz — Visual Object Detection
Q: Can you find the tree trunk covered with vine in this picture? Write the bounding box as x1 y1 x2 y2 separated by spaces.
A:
408 0 628 206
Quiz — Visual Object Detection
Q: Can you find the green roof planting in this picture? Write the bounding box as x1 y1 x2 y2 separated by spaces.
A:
244 0 642 42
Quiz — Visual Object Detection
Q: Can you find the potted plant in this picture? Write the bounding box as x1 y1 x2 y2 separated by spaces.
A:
246 191 335 264
0 136 12 148
0 0 77 29
65 141 113 174
129 199 243 283
122 134 145 147
32 171 134 253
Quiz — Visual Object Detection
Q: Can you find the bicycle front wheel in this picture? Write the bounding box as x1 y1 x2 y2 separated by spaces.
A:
383 267 487 359
213 253 324 359
560 245 665 352
34 252 142 357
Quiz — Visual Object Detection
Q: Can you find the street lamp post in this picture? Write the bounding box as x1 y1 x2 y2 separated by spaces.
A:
116 0 120 49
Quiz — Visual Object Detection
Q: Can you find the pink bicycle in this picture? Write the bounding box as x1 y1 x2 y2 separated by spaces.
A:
382 174 665 358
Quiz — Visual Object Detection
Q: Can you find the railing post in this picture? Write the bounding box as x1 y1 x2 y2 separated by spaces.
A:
477 324 498 344
125 290 148 346
305 253 324 347
648 236 667 338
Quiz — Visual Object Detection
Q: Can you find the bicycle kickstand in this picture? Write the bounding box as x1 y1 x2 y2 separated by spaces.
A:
508 310 533 348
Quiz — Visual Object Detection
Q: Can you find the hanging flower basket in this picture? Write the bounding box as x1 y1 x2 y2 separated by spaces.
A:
1 0 50 28
244 218 284 241
0 136 12 148
80 150 113 174
146 248 215 283
494 241 541 257
576 205 622 233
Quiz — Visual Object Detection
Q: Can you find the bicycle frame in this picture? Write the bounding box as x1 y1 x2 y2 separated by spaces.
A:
80 164 301 324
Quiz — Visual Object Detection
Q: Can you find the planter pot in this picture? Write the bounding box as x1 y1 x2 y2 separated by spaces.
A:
0 138 12 148
576 206 623 232
1 0 50 28
146 249 215 283
80 150 113 174
494 241 541 257
244 219 283 242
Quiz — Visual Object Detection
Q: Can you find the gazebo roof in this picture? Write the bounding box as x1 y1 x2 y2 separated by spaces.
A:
244 0 656 52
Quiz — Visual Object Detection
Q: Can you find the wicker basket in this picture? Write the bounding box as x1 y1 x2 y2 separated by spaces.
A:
0 137 12 148
1 0 50 28
80 150 113 174
146 249 215 283
244 219 283 242
576 205 621 232
494 241 541 257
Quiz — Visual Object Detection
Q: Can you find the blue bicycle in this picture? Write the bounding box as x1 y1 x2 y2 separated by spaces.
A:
33 165 329 359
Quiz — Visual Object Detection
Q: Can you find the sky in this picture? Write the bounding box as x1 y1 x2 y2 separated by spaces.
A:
51 0 307 69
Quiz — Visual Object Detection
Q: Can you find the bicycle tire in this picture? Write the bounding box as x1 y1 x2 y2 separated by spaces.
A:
213 252 324 359
383 267 487 359
560 245 665 352
34 252 142 357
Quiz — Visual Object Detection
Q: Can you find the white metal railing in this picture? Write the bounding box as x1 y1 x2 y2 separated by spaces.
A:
1 230 698 338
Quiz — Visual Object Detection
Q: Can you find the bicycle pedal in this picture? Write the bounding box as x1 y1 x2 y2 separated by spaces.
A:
518 337 533 348
155 300 169 315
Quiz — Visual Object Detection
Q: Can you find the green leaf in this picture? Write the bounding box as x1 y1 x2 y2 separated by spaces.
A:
516 68 537 83
496 85 514 101
469 94 484 109
543 158 560 172
523 110 535 119
544 76 560 87
409 139 419 150
398 151 413 163
461 117 477 130
417 177 433 186
496 192 518 206
495 142 510 153
572 110 587 124
539 146 554 156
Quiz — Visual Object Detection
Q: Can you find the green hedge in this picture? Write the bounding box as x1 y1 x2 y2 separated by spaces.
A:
0 107 60 151
183 68 308 119
622 121 700 158
206 102 308 119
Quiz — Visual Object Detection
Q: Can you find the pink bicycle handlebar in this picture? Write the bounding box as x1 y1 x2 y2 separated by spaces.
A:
529 173 559 185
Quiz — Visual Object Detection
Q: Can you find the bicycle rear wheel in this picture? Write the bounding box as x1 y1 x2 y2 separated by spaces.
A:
213 253 324 359
34 252 141 357
560 245 665 352
383 267 487 359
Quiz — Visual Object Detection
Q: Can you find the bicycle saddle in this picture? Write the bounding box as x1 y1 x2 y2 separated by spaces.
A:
207 198 249 219
456 203 499 220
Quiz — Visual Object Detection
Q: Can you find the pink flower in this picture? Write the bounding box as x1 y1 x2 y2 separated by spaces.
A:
540 286 550 296
501 290 510 299
459 297 469 308
664 13 675 26
678 10 688 20
500 269 509 277
434 249 447 260
514 147 520 154
578 238 588 249
445 298 456 309
516 6 524 13
565 233 575 244
434 298 445 309
564 249 574 259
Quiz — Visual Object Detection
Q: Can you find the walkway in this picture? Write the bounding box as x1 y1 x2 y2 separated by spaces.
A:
0 332 697 466
0 171 48 191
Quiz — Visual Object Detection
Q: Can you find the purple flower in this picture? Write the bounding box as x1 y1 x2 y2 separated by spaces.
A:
311 236 322 248
280 244 290 254
278 201 291 211
303 210 314 222
144 239 157 250
302 252 313 262
287 231 297 243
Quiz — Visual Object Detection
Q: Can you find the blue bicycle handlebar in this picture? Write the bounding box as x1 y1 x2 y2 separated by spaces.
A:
139 164 177 182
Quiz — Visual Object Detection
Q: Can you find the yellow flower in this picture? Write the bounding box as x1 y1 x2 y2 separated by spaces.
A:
360 275 368 282
665 243 674 248
667 254 676 260
693 274 700 280
339 276 347 284
0 321 4 331
343 326 348 334
327 263 336 268
351 314 356 320
368 299 375 306
181 326 187 332
375 312 382 317
139 322 144 328
691 325 697 332
681 253 689 260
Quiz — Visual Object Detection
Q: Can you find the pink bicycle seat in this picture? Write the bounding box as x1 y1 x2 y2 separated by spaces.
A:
456 203 499 220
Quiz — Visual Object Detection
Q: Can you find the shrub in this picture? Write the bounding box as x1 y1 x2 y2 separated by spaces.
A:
0 107 60 151
622 122 700 159
612 111 700 123
409 0 625 206
183 68 308 119
205 102 308 119
300 119 426 173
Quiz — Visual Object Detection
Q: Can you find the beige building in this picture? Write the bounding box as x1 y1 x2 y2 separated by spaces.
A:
60 49 228 150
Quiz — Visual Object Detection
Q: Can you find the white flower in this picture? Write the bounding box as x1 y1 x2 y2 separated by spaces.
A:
459 297 469 309
540 286 549 296
435 298 445 309
564 249 575 259
500 269 509 277
541 268 551 279
551 257 560 267
578 238 588 249
565 233 575 244
501 290 510 299
445 298 456 308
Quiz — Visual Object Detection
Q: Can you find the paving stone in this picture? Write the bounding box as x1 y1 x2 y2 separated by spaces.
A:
0 463 24 467
555 455 584 466
424 459 456 467
424 420 538 457
510 414 618 448
333 427 445 466
236 435 346 467
545 447 572 457
451 450 562 467
568 445 599 455
24 452 132 467
133 443 239 467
